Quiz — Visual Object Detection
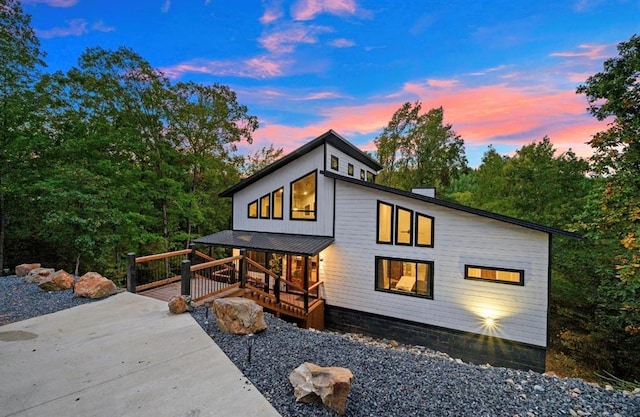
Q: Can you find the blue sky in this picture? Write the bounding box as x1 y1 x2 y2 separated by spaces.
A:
23 0 640 166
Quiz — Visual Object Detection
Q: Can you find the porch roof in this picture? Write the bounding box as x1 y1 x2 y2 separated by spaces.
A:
193 230 334 257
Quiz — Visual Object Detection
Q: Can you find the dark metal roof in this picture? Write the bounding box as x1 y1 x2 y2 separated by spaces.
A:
193 230 334 256
220 130 382 197
323 171 582 239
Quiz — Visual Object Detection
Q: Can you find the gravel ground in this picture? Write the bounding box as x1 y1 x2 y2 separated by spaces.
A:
2 275 638 416
190 306 640 417
0 275 98 325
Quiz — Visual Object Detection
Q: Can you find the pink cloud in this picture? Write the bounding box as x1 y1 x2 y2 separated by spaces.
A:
427 79 459 88
36 18 87 38
291 0 358 20
23 0 78 7
160 56 290 79
92 20 116 33
551 43 611 60
242 80 605 166
259 23 331 54
260 1 284 24
330 38 355 48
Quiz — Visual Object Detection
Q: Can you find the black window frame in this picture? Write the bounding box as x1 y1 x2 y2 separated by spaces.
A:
395 205 414 246
366 171 376 182
248 200 258 218
464 265 525 286
259 193 270 219
415 212 435 247
376 200 394 244
347 163 354 176
271 187 284 220
360 169 365 180
375 256 434 299
290 170 318 221
330 155 339 171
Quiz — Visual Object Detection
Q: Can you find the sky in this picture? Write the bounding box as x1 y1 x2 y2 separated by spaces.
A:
22 0 640 167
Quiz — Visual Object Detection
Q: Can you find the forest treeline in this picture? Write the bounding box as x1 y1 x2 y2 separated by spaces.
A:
1 1 638 381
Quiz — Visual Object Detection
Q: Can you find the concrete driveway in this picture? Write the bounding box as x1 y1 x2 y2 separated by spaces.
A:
0 292 281 417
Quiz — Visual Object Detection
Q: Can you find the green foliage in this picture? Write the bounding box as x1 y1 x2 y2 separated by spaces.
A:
2 10 258 278
374 102 468 190
575 34 640 380
0 0 46 271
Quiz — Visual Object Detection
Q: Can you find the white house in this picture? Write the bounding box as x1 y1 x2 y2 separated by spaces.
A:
194 130 579 372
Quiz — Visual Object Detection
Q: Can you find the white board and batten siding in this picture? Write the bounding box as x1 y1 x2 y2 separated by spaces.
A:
320 181 550 347
233 146 334 236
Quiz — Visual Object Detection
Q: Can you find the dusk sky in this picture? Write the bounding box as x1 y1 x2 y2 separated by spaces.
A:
23 0 640 166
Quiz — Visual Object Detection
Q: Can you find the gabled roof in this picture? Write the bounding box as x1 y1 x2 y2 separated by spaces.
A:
193 230 334 256
323 171 581 239
220 130 382 197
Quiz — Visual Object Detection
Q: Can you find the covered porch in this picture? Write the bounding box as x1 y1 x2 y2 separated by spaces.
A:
192 230 334 329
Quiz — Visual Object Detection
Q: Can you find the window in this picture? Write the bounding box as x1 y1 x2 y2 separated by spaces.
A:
290 171 317 220
366 171 376 182
248 200 258 218
331 155 339 171
415 213 434 247
377 201 394 244
272 187 284 219
375 256 433 298
465 265 524 286
260 194 270 219
395 206 413 245
348 163 354 176
360 169 365 180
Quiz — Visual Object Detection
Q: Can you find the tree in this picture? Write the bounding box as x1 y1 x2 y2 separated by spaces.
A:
576 35 640 378
167 81 258 244
241 144 283 177
374 102 468 191
0 0 45 272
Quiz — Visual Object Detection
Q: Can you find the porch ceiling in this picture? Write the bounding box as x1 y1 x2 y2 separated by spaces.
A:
193 230 334 257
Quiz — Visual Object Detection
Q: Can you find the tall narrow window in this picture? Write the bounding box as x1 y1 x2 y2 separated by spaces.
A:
360 169 365 180
395 206 413 245
290 171 317 220
331 155 339 171
272 187 284 219
415 213 434 247
465 265 524 285
348 163 354 176
366 171 375 182
248 200 258 218
377 201 394 244
260 194 270 219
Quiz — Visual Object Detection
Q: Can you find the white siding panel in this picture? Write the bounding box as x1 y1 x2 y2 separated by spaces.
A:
233 147 334 236
325 144 377 179
323 181 550 347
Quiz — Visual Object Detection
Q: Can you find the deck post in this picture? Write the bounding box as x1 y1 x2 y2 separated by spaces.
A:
303 257 310 313
181 259 191 296
274 274 281 303
239 248 247 288
188 242 195 264
126 252 136 293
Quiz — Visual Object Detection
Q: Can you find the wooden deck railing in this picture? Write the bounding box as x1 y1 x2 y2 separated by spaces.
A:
128 247 325 322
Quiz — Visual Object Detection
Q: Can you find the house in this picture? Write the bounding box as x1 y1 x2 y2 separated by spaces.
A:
194 130 579 372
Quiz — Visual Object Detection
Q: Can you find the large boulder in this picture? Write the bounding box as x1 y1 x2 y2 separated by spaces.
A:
74 272 118 299
25 268 55 284
168 295 194 314
15 263 41 277
211 297 267 335
38 270 75 291
289 362 354 415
